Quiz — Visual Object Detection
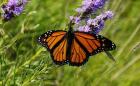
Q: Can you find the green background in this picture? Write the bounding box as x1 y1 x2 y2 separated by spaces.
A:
0 0 140 86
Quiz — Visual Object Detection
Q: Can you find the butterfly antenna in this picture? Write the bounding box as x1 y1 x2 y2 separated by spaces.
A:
105 51 116 62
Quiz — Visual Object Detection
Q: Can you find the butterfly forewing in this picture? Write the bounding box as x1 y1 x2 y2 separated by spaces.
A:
51 38 68 65
38 30 68 65
74 32 116 55
38 30 66 51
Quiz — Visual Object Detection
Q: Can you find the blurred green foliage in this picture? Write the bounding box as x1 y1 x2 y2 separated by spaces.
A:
0 0 140 86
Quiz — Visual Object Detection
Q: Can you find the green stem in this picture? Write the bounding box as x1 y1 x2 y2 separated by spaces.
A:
5 48 45 84
115 23 140 58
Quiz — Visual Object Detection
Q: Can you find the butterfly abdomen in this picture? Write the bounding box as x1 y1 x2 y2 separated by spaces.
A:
66 31 74 59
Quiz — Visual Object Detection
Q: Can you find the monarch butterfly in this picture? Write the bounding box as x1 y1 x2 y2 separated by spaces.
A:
38 23 116 66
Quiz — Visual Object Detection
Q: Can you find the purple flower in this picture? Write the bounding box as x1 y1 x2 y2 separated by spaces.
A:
86 11 114 34
88 19 104 34
1 0 27 21
7 0 27 6
104 11 114 19
76 25 91 32
76 0 106 15
70 0 114 34
75 11 114 34
70 16 81 24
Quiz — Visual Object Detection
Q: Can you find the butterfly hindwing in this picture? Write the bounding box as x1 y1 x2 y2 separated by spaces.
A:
69 39 89 66
38 30 68 65
51 38 68 65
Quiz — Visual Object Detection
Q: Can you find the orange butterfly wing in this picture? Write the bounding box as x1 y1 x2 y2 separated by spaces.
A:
69 32 116 66
69 39 88 66
38 30 68 65
38 31 116 66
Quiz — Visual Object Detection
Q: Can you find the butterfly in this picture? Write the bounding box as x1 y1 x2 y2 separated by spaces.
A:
38 24 116 66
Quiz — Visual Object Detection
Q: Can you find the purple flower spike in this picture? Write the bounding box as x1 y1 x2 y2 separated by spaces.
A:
72 11 114 34
95 11 114 21
86 11 114 34
76 0 106 15
70 0 114 34
1 0 27 21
